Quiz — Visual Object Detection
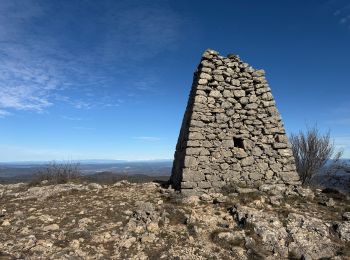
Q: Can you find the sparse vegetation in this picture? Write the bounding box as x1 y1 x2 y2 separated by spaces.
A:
30 161 82 185
290 126 343 185
1 180 350 259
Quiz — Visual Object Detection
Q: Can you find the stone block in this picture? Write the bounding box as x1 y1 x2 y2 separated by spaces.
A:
222 140 234 148
189 132 205 140
184 156 198 168
199 72 212 80
252 69 265 77
223 90 233 98
233 90 245 97
220 163 230 170
234 148 248 159
280 172 300 183
198 182 212 189
194 95 207 104
241 157 254 166
211 181 226 188
214 75 224 81
209 90 222 98
193 172 206 182
185 148 201 155
198 78 208 85
181 189 201 196
273 143 288 149
252 147 263 156
249 172 262 181
205 174 221 182
187 140 200 147
231 79 240 86
278 149 292 157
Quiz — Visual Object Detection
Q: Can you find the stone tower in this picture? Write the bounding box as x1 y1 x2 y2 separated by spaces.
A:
170 49 300 194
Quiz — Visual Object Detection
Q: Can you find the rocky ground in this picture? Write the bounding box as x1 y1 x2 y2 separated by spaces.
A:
1 181 350 259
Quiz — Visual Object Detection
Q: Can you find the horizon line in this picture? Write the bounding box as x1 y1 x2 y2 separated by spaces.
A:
0 158 174 164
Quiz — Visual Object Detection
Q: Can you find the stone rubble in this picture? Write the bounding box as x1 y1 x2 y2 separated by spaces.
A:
0 181 349 259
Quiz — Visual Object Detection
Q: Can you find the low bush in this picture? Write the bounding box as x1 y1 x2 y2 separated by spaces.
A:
290 126 343 185
30 161 81 185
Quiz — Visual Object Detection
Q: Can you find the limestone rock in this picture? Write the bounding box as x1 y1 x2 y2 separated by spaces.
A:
88 183 102 190
146 222 159 233
334 222 350 242
121 237 136 248
0 181 349 259
343 212 350 221
209 90 222 98
43 224 59 232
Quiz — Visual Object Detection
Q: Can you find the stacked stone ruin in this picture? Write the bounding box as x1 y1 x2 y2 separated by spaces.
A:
170 49 300 194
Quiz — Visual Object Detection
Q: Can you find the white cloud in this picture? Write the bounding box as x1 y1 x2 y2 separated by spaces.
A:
0 0 183 117
133 136 162 141
333 4 350 15
0 109 11 118
339 14 350 24
61 116 84 121
133 76 159 92
0 2 64 114
73 101 94 110
328 2 350 28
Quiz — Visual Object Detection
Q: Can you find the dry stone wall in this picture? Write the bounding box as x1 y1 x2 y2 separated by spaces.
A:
170 49 300 194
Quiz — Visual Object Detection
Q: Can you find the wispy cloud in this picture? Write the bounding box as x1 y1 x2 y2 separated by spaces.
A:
70 99 123 110
339 14 350 24
328 1 350 29
61 116 84 121
0 1 67 115
0 0 183 117
72 101 94 110
0 109 11 118
133 136 162 141
333 4 350 16
0 64 56 112
133 76 159 92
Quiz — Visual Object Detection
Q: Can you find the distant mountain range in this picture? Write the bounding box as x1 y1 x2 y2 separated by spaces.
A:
0 160 173 180
1 159 348 184
0 159 172 165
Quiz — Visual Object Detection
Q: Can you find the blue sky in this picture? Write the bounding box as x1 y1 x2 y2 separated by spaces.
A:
0 0 349 161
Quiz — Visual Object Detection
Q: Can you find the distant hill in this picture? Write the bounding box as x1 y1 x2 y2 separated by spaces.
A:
0 160 172 183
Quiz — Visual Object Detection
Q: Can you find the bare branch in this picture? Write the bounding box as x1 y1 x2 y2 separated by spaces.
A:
290 126 341 185
31 161 81 186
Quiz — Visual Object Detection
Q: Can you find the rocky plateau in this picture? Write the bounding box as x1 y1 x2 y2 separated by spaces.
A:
1 181 350 259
